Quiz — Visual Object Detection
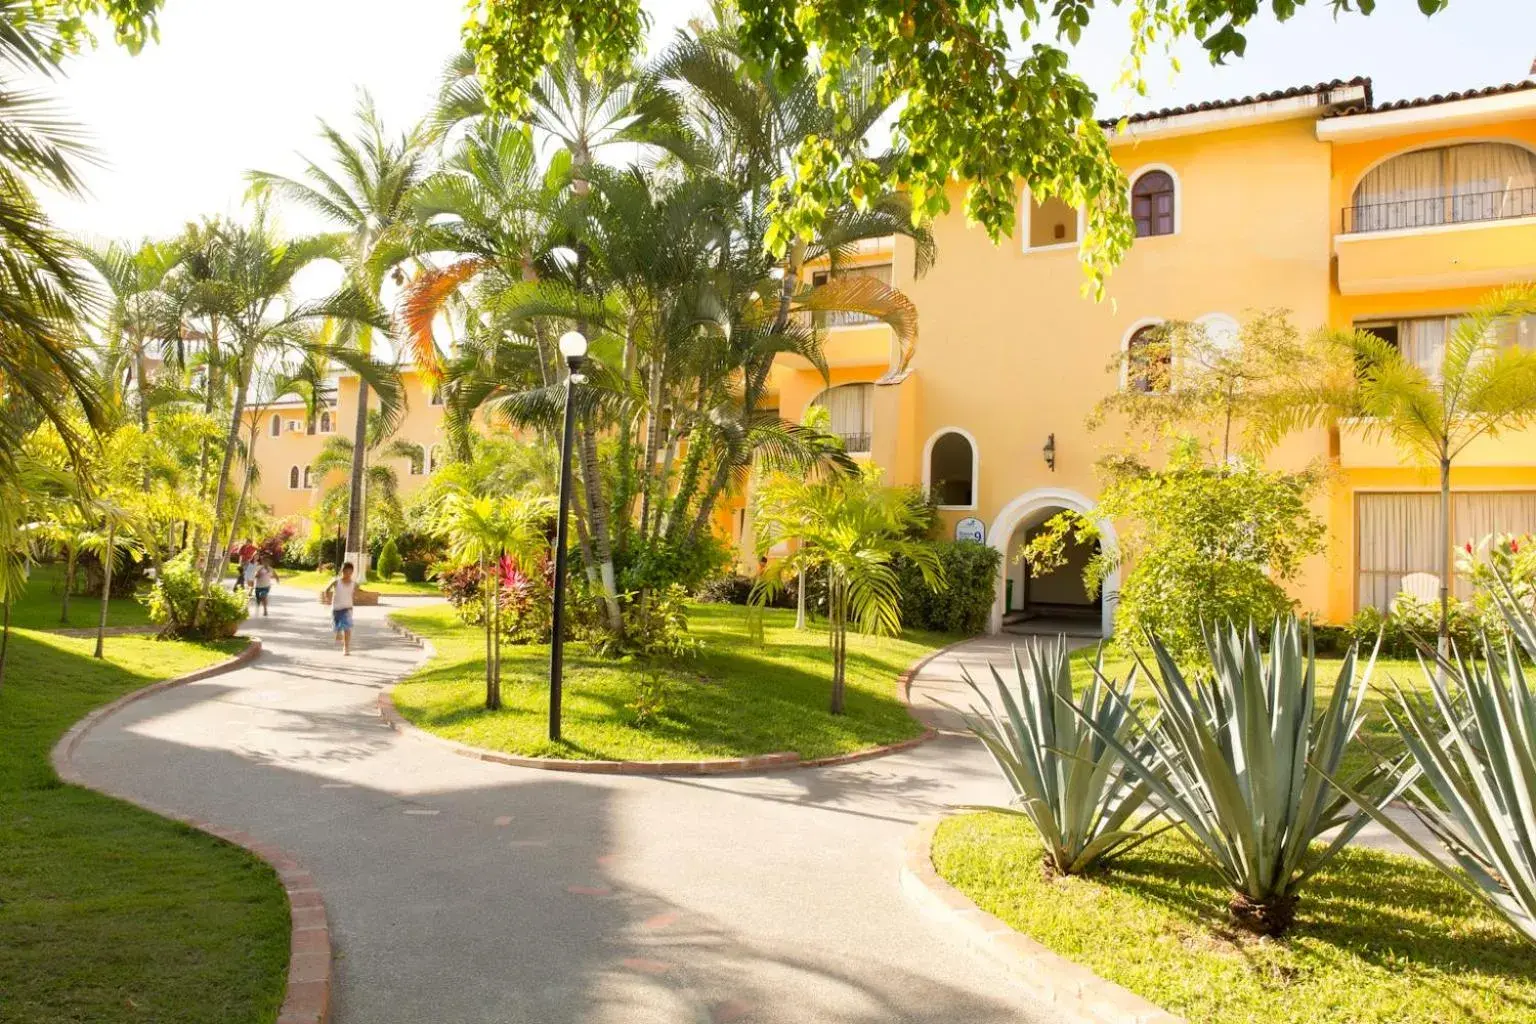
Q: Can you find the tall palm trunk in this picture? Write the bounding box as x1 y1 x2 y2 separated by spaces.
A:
1438 454 1451 669
94 522 115 659
795 568 807 630
576 415 621 632
224 464 256 566
829 573 846 715
346 379 371 573
60 548 76 624
481 555 496 709
0 597 10 689
638 354 665 537
200 358 252 583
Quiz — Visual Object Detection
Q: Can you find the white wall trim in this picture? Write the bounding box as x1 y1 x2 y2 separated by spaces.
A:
987 487 1119 636
1126 163 1183 238
921 426 979 511
1118 317 1166 391
1019 187 1088 254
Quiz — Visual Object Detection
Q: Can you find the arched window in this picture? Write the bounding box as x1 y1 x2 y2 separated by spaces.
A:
808 382 873 453
1125 324 1172 394
318 410 331 433
428 444 442 473
270 413 282 437
302 466 313 489
429 387 444 406
288 465 300 489
1350 142 1536 232
925 430 977 509
1131 170 1176 238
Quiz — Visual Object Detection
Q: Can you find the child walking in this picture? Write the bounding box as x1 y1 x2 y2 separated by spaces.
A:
322 562 359 655
253 559 278 616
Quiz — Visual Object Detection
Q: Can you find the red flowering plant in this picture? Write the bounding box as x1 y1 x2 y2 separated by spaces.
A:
494 552 554 644
1457 532 1536 615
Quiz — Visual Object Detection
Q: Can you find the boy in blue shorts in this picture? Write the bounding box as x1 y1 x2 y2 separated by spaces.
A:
322 561 359 655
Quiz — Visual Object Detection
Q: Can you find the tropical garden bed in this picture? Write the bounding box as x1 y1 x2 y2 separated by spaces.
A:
933 811 1536 1024
387 603 945 762
0 629 289 1023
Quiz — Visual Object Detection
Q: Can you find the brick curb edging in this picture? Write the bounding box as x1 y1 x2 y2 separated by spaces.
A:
49 638 334 1024
377 618 979 776
901 819 1185 1024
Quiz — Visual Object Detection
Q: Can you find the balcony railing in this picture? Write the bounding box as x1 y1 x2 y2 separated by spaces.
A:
836 431 871 453
1342 185 1536 234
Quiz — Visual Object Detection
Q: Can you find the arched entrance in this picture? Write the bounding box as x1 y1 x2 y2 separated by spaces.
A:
987 488 1119 637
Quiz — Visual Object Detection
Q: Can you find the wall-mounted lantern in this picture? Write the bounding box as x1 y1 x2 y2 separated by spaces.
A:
1043 433 1057 472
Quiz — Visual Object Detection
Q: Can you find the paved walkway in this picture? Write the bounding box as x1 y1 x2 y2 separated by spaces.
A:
71 590 1064 1024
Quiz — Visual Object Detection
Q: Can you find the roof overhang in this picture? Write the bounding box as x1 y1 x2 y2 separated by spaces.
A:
1106 82 1369 146
1317 88 1536 141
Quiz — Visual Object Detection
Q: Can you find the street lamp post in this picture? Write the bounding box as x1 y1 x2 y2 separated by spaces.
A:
549 330 588 742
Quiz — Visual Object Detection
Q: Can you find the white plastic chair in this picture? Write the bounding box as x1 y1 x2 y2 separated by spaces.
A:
1394 572 1441 609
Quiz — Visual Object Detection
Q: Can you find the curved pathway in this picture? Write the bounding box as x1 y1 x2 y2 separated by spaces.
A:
71 589 1062 1024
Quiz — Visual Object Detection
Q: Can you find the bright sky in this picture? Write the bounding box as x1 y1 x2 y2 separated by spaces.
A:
43 0 1535 244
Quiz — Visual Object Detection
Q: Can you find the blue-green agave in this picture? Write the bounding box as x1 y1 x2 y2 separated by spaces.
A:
1334 579 1536 945
959 636 1162 876
1077 619 1386 935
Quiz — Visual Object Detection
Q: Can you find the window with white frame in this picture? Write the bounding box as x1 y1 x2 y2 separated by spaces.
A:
1124 323 1172 393
1357 491 1536 610
270 414 281 437
1357 313 1536 381
927 431 976 508
318 410 332 433
288 465 300 489
1131 170 1177 237
302 466 313 489
1022 193 1079 250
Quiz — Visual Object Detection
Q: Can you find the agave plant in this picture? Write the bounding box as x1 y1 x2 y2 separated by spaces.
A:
1333 579 1536 945
959 636 1162 877
1078 619 1384 935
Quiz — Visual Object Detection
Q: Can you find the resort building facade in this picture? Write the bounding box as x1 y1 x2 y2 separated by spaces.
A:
249 75 1536 636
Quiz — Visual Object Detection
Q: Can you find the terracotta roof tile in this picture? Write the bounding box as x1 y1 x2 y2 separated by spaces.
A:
1323 79 1536 117
1100 77 1371 128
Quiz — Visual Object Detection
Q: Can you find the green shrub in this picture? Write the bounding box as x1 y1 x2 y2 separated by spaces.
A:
1344 595 1496 658
897 541 1000 634
145 555 249 640
376 538 402 579
695 572 754 605
402 558 430 583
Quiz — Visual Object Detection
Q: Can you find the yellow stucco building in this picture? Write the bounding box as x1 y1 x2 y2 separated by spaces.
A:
251 75 1536 637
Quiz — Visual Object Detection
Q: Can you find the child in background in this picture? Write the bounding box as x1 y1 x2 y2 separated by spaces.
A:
322 562 359 655
253 559 278 616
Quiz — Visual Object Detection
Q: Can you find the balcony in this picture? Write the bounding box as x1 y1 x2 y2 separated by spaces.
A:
834 431 872 454
1335 186 1536 295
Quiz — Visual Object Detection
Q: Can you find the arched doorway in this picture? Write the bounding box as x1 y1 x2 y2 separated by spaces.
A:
987 488 1118 637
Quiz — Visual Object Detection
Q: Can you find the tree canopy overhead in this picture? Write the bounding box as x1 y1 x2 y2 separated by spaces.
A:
464 0 1448 293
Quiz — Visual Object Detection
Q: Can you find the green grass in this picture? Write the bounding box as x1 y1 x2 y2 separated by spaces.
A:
9 561 152 631
1067 648 1432 785
933 812 1536 1024
0 629 290 1024
388 603 948 761
275 568 440 596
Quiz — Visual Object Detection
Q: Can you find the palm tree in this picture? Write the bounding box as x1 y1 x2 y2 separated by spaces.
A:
433 491 554 709
1291 283 1536 652
79 236 183 432
250 97 431 573
750 470 943 714
311 409 424 554
180 207 391 587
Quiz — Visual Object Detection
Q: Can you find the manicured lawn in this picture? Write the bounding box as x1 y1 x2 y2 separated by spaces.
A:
0 630 290 1024
388 603 947 761
276 568 440 596
9 561 152 631
933 812 1536 1024
1066 648 1431 784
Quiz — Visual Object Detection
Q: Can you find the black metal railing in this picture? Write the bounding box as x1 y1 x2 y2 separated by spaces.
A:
1342 185 1536 234
793 309 882 329
836 431 872 452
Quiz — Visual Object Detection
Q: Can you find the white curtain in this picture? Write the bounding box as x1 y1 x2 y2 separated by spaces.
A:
1449 143 1536 222
1354 148 1443 231
811 383 872 445
1452 492 1536 599
1400 317 1449 380
1358 491 1536 608
1357 493 1440 612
